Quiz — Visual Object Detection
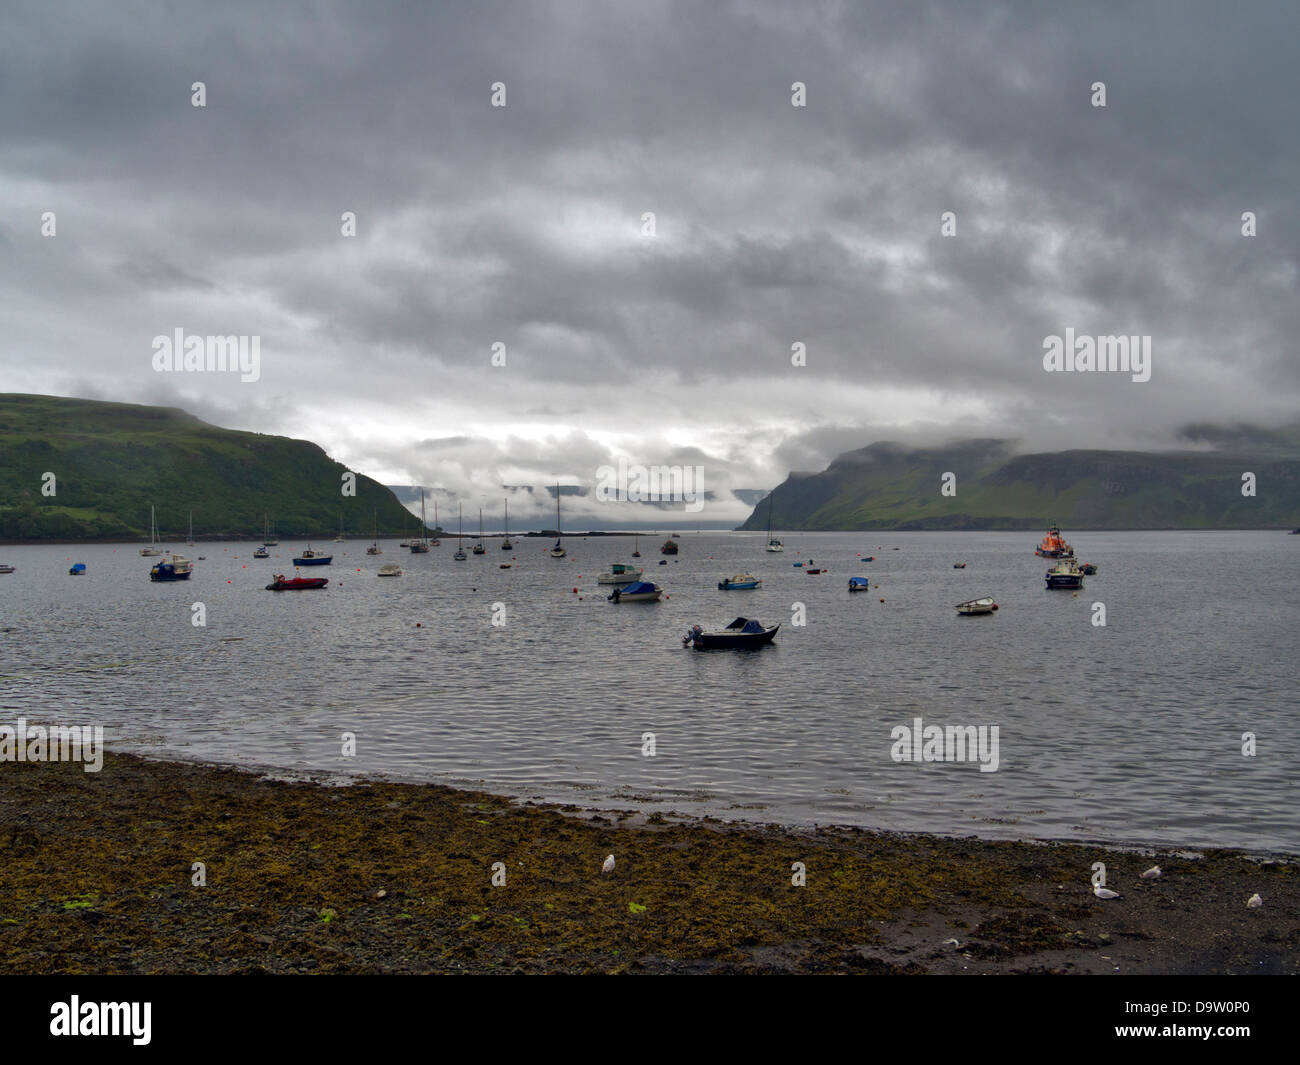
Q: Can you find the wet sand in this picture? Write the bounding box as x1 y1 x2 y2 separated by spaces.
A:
1 752 1295 974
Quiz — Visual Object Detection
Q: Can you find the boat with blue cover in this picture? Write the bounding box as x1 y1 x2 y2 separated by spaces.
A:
683 617 779 650
718 574 761 590
848 576 870 591
608 580 662 602
68 563 86 575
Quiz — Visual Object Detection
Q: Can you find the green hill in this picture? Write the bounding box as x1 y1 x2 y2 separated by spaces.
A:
740 436 1300 531
0 394 428 541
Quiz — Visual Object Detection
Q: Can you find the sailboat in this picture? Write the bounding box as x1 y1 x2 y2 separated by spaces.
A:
262 515 278 546
334 512 346 543
409 489 430 553
431 502 441 546
550 484 567 557
501 498 512 549
139 506 163 556
366 508 382 555
632 534 641 558
186 510 196 546
765 491 784 552
473 508 486 554
454 504 467 560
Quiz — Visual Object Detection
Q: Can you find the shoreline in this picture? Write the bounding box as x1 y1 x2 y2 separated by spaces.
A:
2 752 1294 974
3 528 1296 547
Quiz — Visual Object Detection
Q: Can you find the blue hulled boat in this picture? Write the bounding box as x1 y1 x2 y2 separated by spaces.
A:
293 546 332 566
149 554 193 581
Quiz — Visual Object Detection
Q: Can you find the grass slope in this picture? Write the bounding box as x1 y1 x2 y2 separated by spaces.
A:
0 394 425 541
741 438 1300 531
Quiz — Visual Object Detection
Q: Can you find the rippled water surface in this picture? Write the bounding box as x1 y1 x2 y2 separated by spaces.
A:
2 531 1297 852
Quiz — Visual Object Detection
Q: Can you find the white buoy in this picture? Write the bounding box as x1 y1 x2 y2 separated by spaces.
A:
602 854 615 875
1141 866 1162 879
1093 885 1121 900
1247 893 1263 908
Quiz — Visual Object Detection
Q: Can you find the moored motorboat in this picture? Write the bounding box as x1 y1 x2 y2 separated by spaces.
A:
953 562 966 569
149 554 193 581
266 574 328 591
1079 562 1098 575
293 546 332 566
377 563 402 577
68 563 86 575
956 596 998 615
718 574 761 590
598 563 644 585
683 617 779 650
1044 559 1084 589
1036 523 1074 558
660 538 678 555
805 568 823 575
608 580 663 603
848 576 870 592
0 563 14 574
253 546 270 558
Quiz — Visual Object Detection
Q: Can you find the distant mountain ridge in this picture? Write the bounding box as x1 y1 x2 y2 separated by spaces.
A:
740 434 1300 531
0 394 420 540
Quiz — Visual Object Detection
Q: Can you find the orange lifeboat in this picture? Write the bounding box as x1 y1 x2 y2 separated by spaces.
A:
1035 524 1074 558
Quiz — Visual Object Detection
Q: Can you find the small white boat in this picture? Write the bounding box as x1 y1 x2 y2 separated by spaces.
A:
253 546 270 559
956 596 998 616
598 563 644 585
377 563 403 577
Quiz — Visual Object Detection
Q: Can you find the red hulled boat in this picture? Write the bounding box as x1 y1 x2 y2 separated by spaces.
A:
266 574 329 591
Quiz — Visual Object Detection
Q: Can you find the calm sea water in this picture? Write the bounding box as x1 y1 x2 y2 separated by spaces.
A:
2 531 1297 853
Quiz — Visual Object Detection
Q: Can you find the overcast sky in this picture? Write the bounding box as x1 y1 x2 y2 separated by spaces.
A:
2 0 1296 526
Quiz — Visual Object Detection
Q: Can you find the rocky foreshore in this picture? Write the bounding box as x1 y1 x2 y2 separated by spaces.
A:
1 753 1294 974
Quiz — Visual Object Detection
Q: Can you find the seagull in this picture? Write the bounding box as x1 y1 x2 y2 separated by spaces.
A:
1247 893 1263 908
1094 885 1121 900
601 854 615 875
1141 866 1162 879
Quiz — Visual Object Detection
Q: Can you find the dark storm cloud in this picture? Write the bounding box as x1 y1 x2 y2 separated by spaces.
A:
1 0 1296 523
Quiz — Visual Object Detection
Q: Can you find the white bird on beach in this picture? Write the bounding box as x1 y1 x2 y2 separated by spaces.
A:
601 854 615 875
1247 893 1263 908
1141 866 1162 879
1093 885 1121 900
